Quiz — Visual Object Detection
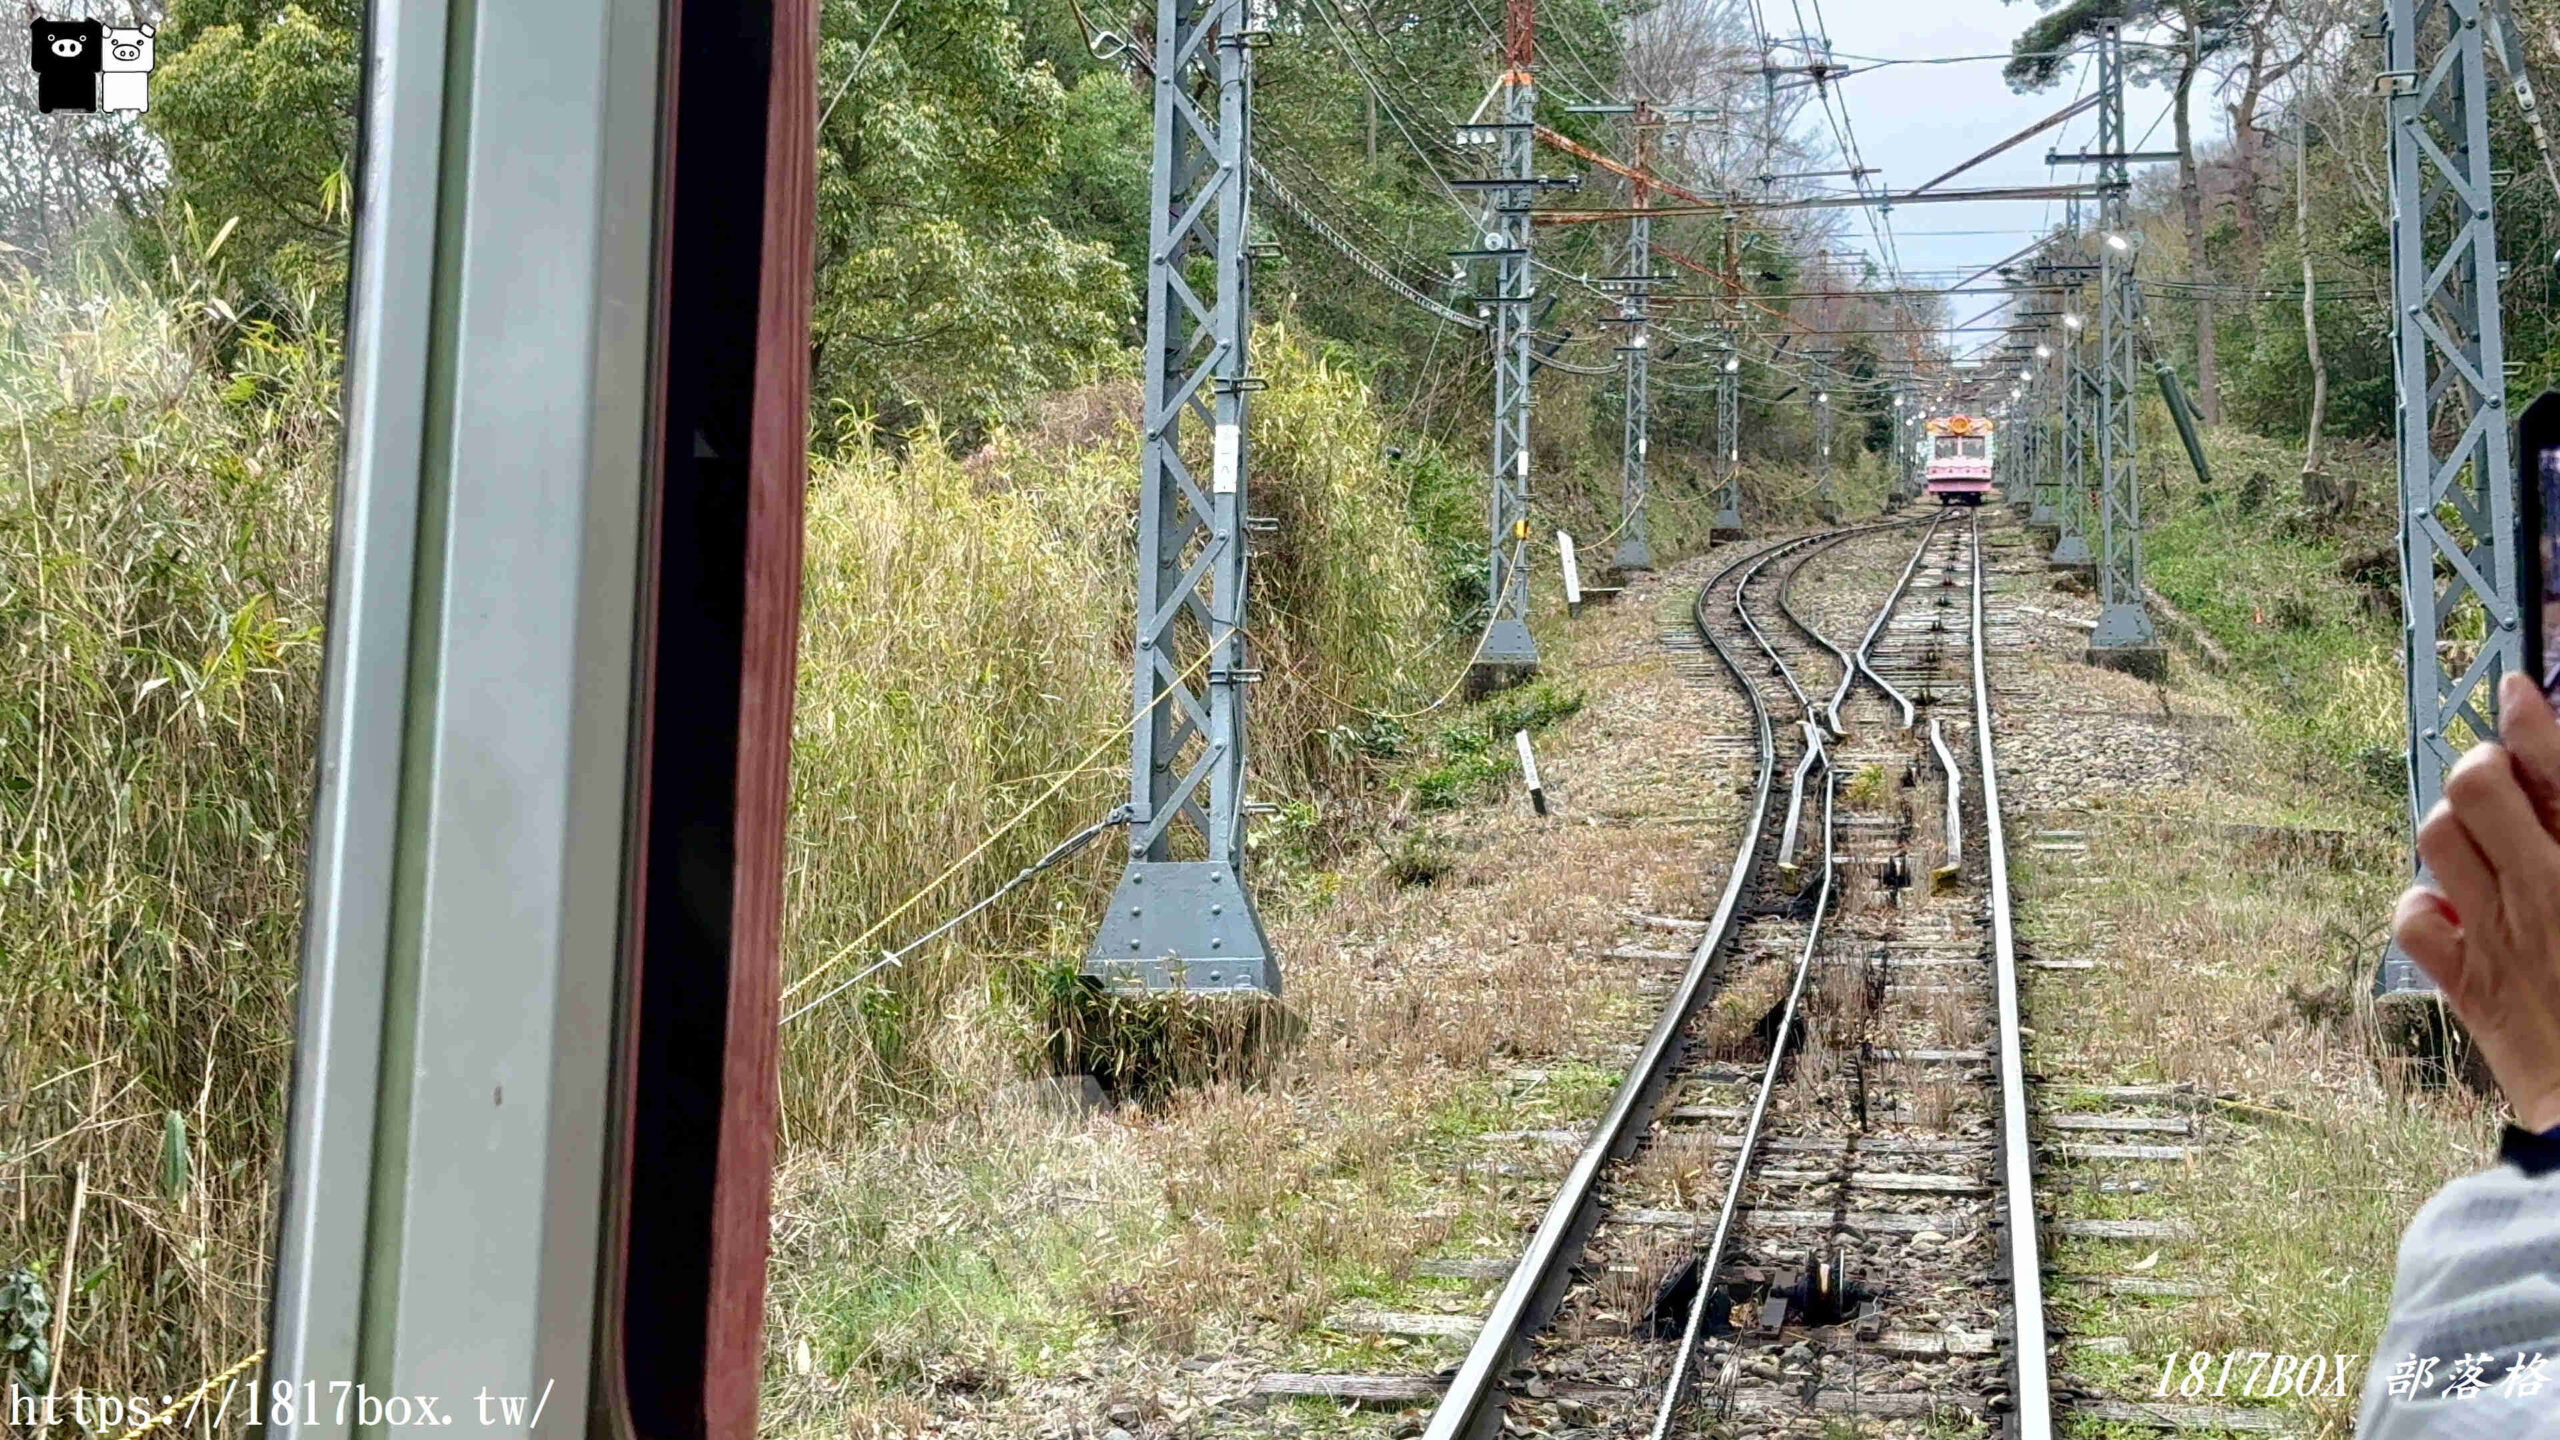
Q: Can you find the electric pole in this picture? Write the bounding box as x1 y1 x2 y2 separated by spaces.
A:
2377 0 2521 996
1457 0 1545 677
1815 389 1837 522
2052 317 2095 571
2088 20 2163 675
1712 214 1745 538
2028 320 2060 529
1615 103 1655 570
1891 390 1913 505
1085 0 1274 993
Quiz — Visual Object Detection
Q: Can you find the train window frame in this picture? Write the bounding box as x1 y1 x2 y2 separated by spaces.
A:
264 2 813 1437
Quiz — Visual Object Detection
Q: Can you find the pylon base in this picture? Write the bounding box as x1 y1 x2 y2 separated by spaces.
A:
2083 644 2167 682
1084 861 1276 996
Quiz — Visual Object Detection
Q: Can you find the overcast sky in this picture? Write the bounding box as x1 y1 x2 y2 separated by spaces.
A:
1772 0 2209 333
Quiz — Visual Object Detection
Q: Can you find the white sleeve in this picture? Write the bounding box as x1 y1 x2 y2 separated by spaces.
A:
2358 1164 2560 1437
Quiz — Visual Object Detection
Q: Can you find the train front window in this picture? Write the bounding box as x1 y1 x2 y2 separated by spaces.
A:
1960 436 1986 458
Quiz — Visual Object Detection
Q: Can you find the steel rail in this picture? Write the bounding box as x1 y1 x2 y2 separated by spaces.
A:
1731 536 1829 727
1415 533 1790 1440
1756 524 1917 867
1774 719 1825 868
1772 516 1936 738
1420 519 1931 1440
1759 531 1863 868
1927 717 1963 879
1646 760 1838 1440
1641 519 1935 1438
1832 514 1947 733
1417 519 1910 1440
1970 511 2052 1437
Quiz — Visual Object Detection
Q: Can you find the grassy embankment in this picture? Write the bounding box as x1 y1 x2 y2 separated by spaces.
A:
2015 426 2505 1435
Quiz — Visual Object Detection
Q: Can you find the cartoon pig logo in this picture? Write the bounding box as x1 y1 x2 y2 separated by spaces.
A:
100 25 151 113
28 18 100 113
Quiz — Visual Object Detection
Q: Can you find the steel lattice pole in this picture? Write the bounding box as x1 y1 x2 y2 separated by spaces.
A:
2379 0 2521 994
2090 21 2159 662
2026 379 2045 515
1894 393 1913 502
1712 210 1745 538
2035 369 2051 516
1615 119 1653 570
1477 63 1540 668
2052 322 2094 568
1086 0 1274 993
2030 336 2060 526
2017 368 2035 514
2002 391 2018 499
1895 398 1909 501
1815 391 1836 520
1715 329 1743 535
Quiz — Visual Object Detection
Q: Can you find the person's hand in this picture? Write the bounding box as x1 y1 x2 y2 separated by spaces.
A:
2392 670 2560 1133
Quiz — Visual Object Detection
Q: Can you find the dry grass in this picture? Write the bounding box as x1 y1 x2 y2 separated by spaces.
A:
778 329 1444 1141
1697 950 1790 1062
1628 1128 1724 1213
1813 948 1880 1047
2005 583 2502 1434
0 250 337 1401
1928 985 1982 1050
1581 1232 1689 1340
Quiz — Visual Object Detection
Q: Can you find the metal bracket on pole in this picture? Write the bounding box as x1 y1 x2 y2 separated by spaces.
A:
2087 21 2162 676
2379 0 2520 997
1086 0 1274 995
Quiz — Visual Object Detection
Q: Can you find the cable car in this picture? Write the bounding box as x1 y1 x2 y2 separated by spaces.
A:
1923 414 1995 506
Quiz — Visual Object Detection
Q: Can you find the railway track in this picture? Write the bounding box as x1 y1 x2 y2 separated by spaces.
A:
1410 511 2050 1439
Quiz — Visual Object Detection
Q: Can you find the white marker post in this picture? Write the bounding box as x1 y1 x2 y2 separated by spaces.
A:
1515 729 1547 816
1556 530 1583 617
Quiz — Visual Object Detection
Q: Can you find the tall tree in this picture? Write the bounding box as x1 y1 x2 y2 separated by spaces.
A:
812 0 1137 441
147 1 361 294
2213 3 2299 285
2005 0 2252 423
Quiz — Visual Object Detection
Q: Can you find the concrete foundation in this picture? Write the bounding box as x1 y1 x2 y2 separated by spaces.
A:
2083 644 2168 682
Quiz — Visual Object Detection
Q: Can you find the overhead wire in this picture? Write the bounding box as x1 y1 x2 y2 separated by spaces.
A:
1254 155 1488 329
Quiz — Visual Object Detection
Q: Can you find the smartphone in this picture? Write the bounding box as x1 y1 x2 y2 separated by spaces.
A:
2523 391 2560 707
